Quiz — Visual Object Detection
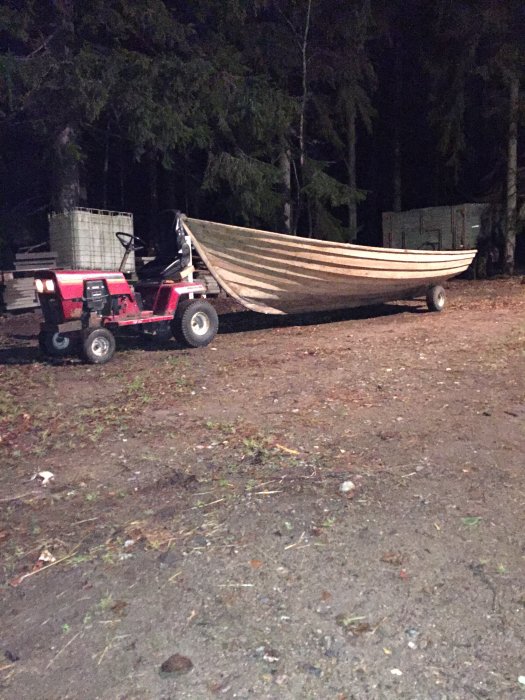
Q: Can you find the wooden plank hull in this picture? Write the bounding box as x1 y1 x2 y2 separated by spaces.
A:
182 218 477 315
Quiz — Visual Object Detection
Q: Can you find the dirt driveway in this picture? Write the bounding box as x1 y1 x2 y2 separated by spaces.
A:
1 278 524 700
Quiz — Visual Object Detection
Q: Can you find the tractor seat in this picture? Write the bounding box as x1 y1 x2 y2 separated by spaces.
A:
137 257 184 281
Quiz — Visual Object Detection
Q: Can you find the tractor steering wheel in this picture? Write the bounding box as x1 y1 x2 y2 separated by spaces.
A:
116 232 147 252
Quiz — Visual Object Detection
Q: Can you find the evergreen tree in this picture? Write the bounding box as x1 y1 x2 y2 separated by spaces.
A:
427 0 524 273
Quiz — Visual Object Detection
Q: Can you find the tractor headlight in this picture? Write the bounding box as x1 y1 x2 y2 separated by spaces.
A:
35 279 44 293
44 279 55 293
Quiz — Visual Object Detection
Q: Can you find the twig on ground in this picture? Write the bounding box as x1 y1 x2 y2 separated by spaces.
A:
0 491 39 503
46 631 81 669
284 531 306 550
97 642 112 666
0 662 16 673
72 517 99 526
10 546 81 587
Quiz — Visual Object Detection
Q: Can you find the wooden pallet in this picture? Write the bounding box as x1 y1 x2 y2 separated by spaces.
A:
1 251 57 312
1 277 39 311
14 251 58 272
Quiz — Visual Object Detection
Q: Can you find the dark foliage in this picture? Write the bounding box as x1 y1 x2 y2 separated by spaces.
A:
0 0 523 263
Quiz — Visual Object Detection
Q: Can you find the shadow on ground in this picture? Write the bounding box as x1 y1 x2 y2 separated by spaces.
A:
0 302 426 366
217 302 426 334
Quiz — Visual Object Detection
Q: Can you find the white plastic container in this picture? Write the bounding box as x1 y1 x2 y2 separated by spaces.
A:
49 208 135 272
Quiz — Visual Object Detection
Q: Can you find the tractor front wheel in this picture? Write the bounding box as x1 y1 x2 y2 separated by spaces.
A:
172 299 218 347
39 330 74 357
81 328 116 364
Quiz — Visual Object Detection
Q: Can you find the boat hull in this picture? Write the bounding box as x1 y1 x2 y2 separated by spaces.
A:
182 218 477 315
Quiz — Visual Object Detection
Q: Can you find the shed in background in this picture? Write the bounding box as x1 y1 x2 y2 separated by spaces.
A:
382 203 489 252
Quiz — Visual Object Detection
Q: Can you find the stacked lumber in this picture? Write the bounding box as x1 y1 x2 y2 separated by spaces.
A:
14 251 58 272
1 251 57 312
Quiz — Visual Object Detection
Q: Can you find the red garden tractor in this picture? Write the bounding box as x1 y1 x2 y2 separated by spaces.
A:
34 215 220 364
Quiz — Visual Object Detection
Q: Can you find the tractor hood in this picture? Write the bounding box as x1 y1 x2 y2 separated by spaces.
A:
35 270 130 300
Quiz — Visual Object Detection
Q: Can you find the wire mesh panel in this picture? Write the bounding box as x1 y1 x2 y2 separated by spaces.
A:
49 208 135 272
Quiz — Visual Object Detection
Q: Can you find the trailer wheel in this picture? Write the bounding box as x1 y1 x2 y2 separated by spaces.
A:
81 328 116 364
173 299 218 347
39 330 74 357
426 285 446 312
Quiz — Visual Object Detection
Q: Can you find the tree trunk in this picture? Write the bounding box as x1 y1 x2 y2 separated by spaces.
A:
279 146 292 234
296 0 312 236
50 0 80 212
392 39 402 212
164 169 177 211
347 100 357 242
102 120 110 209
505 74 519 275
118 144 126 209
147 152 159 241
51 125 80 212
298 0 312 172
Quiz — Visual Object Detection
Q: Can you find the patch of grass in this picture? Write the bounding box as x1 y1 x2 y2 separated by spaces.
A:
322 517 336 528
101 551 116 565
127 376 152 404
70 553 91 566
204 420 237 435
165 355 183 367
242 435 275 464
244 479 259 492
97 595 113 611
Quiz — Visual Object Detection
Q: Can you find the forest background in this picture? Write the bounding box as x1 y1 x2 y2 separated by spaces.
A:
1 0 524 272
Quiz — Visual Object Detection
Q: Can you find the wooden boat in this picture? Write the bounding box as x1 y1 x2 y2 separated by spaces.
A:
182 217 477 315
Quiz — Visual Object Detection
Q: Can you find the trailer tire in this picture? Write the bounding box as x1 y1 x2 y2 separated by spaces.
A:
81 328 116 364
173 299 218 347
39 330 74 357
426 285 446 312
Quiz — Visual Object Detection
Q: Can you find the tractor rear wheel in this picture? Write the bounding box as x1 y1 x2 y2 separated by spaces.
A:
81 328 116 364
39 330 74 357
172 299 218 347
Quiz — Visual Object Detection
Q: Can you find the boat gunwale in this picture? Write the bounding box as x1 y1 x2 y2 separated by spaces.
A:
183 216 477 258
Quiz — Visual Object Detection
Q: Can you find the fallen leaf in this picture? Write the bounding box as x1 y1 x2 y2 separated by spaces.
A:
160 653 193 675
335 613 369 633
250 558 263 569
381 552 404 566
30 471 55 487
275 444 300 455
110 600 128 615
38 549 56 564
